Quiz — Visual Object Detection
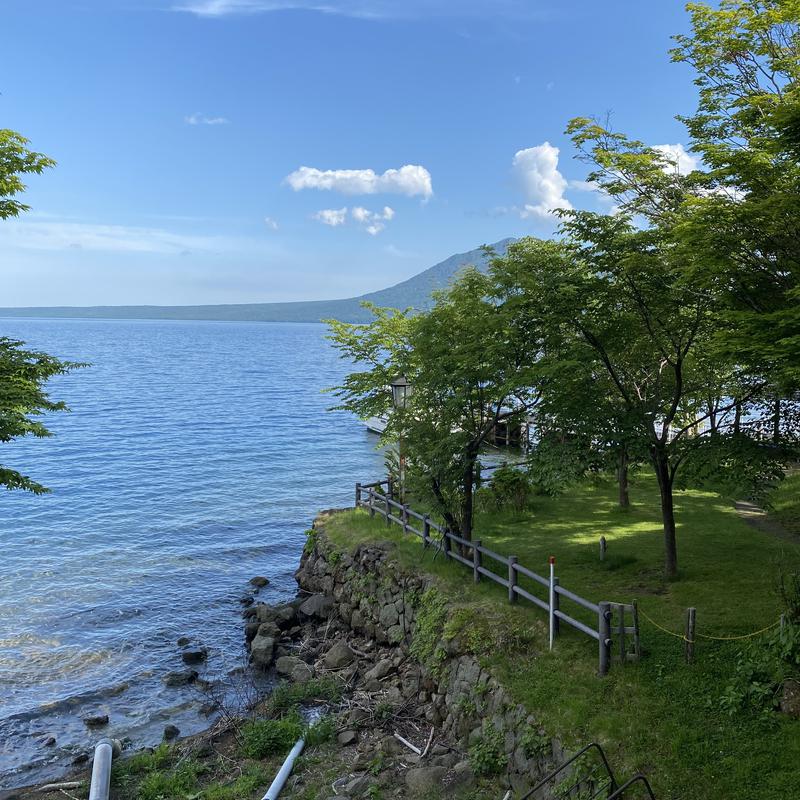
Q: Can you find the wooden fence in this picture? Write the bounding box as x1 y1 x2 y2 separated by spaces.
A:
355 478 640 675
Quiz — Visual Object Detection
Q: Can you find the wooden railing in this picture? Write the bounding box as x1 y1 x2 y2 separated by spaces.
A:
355 479 639 675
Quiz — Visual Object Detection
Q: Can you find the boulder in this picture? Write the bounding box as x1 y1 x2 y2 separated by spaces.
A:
364 658 394 682
337 730 358 746
405 766 447 796
181 647 207 665
299 594 334 619
275 655 304 676
250 576 270 588
324 641 355 670
163 670 198 687
163 724 180 740
291 662 314 683
244 622 261 642
250 634 276 668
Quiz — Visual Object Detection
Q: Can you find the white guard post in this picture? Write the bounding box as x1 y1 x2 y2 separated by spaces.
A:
548 556 556 652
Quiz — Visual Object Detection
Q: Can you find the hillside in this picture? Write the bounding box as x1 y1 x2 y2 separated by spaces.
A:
0 238 514 324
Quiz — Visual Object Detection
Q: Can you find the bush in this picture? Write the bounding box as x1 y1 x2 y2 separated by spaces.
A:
482 465 534 511
468 724 508 776
240 716 303 758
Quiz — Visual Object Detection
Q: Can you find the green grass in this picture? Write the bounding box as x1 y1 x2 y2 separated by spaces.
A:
325 473 800 800
768 471 800 537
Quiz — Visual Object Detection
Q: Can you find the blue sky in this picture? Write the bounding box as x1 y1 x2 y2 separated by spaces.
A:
2 0 698 306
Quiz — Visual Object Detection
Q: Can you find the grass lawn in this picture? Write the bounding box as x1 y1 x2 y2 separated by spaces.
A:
768 471 800 537
325 473 800 800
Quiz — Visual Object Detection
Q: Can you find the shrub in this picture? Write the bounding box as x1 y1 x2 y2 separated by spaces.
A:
468 725 508 776
483 465 534 511
240 716 303 758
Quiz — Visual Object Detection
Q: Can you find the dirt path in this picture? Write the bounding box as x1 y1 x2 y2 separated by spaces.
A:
735 500 798 543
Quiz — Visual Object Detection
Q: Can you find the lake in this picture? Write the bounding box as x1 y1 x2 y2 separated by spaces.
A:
0 318 386 788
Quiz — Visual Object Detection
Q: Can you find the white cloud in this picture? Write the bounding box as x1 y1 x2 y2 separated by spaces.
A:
653 143 699 175
263 216 279 230
285 165 432 199
312 205 394 234
185 112 230 125
512 142 572 220
174 0 545 21
0 221 236 254
313 207 348 227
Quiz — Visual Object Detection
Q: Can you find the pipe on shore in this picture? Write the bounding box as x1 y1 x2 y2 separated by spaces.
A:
88 738 121 800
261 738 305 800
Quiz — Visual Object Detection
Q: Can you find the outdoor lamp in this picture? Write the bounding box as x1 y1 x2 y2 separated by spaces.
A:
390 375 411 409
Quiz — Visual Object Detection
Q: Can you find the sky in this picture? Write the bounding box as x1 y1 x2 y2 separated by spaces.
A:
2 0 700 306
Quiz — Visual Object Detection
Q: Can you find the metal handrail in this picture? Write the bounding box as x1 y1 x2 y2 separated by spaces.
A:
606 774 657 800
520 742 618 800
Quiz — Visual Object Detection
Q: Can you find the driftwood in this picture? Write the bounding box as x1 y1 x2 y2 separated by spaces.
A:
36 782 82 793
392 732 422 755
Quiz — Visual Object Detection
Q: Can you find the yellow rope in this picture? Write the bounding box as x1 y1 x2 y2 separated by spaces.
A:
637 606 781 643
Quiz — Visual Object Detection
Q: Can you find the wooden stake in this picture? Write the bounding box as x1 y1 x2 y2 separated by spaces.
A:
685 607 696 664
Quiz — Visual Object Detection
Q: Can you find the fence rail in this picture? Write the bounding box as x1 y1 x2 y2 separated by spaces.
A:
355 479 637 675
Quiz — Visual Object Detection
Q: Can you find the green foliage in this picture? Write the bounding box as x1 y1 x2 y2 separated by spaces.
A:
409 588 449 674
0 129 55 220
267 677 342 714
468 725 508 777
302 528 318 556
201 765 271 800
303 714 336 746
720 622 800 716
481 465 535 511
519 727 550 759
240 715 304 759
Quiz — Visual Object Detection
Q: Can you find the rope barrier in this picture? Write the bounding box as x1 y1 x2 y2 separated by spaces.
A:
638 606 782 644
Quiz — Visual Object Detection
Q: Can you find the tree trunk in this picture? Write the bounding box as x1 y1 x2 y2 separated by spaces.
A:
734 400 741 435
460 457 476 545
773 396 781 444
652 446 678 579
617 447 630 509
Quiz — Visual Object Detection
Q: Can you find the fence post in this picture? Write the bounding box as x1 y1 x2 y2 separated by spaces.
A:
548 557 556 651
385 477 393 527
443 530 451 561
552 576 560 636
422 515 430 548
402 504 409 534
599 601 612 676
473 539 482 584
355 482 361 509
616 604 626 663
685 607 696 664
368 488 375 518
599 536 607 562
631 600 641 661
508 556 518 603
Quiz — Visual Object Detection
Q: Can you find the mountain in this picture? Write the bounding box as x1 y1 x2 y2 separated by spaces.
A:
0 238 515 324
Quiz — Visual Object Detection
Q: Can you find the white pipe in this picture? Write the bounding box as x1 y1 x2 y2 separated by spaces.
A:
88 738 119 800
261 738 306 800
549 556 556 652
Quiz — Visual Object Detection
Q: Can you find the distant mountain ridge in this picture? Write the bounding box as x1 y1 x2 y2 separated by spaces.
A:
0 238 515 324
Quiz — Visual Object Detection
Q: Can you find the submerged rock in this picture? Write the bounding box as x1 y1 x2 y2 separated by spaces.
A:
82 714 109 728
181 647 208 665
250 576 270 588
163 724 180 740
163 670 198 687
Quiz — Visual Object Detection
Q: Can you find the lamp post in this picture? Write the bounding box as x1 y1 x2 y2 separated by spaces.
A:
390 375 411 501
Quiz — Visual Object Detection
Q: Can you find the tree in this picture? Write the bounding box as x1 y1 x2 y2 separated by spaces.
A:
1 130 83 493
328 269 537 542
0 129 56 220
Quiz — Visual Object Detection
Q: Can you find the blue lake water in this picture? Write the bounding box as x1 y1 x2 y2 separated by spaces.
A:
0 318 386 788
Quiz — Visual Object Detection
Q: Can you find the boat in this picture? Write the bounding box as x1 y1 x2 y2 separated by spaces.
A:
365 415 389 434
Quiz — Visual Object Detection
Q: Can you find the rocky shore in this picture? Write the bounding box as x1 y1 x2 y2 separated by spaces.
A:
6 510 560 799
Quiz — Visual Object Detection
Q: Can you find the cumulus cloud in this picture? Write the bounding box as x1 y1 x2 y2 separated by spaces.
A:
313 208 348 227
285 165 432 199
653 143 699 175
263 216 279 230
512 142 572 220
312 206 395 234
185 112 230 125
